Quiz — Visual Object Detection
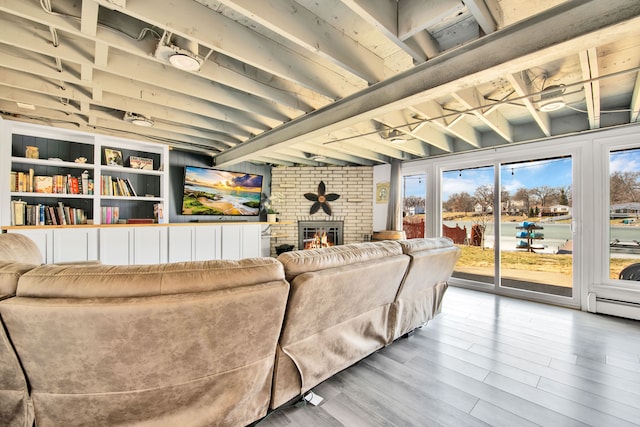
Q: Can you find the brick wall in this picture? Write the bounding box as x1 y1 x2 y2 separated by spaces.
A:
270 166 373 255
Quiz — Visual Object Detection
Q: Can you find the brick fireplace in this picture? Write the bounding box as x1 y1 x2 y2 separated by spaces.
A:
298 218 344 249
269 166 373 255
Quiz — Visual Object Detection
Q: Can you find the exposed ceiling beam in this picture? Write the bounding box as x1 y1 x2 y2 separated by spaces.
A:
340 0 426 62
464 0 497 35
453 87 513 142
506 71 551 137
631 71 640 123
215 0 640 166
580 48 601 129
93 0 363 99
410 100 482 148
216 0 385 84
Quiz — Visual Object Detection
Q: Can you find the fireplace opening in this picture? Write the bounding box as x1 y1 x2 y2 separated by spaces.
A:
298 219 343 250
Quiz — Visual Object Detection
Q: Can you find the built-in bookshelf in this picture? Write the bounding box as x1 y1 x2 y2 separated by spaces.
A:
1 120 169 227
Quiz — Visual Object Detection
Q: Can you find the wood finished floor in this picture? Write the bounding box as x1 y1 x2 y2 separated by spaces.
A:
257 287 640 427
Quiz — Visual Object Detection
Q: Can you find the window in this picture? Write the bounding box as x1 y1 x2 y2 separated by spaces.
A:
402 175 426 238
442 165 495 285
609 148 640 282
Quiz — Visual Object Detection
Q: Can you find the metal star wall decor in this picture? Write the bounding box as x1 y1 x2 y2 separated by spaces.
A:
304 181 340 215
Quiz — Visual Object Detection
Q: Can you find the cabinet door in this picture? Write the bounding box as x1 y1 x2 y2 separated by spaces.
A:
241 225 261 258
168 227 194 263
133 227 167 265
194 225 221 261
7 229 52 264
221 225 261 260
99 227 133 265
52 228 98 263
221 225 242 260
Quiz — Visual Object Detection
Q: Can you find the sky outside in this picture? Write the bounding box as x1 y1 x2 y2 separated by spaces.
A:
405 148 640 200
404 157 577 200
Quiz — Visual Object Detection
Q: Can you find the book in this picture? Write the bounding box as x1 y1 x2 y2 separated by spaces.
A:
57 202 67 225
35 176 53 193
28 169 34 192
125 178 137 197
129 156 153 170
127 218 154 224
70 177 79 194
12 200 26 226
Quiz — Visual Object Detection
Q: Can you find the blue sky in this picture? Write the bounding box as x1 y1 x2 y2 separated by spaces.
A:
404 157 575 200
610 148 640 173
404 148 640 200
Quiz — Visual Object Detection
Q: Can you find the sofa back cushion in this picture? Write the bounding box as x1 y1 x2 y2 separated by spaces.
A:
278 241 403 281
0 257 289 427
273 242 409 400
0 233 42 265
397 237 460 297
389 238 460 340
15 257 283 298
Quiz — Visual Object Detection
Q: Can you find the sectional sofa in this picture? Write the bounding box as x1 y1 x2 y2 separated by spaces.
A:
0 233 459 427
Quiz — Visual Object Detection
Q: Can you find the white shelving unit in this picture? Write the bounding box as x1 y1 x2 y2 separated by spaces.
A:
0 120 169 227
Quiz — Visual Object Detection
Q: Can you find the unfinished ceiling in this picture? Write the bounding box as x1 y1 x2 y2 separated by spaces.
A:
1 0 639 167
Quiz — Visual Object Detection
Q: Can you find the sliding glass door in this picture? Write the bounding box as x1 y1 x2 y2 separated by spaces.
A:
441 165 495 285
499 157 573 297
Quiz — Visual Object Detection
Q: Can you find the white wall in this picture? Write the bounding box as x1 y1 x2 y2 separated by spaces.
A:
373 164 391 231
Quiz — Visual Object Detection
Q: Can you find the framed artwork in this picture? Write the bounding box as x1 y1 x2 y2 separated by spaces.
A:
104 148 124 167
376 182 390 204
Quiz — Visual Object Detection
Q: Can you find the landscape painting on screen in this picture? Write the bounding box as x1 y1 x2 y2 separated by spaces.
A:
181 166 263 216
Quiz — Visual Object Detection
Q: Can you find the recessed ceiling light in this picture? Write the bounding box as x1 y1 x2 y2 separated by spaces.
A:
124 112 154 127
539 100 566 112
17 102 36 110
312 155 326 161
169 52 202 71
390 137 406 144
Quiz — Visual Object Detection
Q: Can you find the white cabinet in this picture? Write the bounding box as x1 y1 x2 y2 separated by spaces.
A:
99 227 168 265
7 228 98 264
8 224 264 265
52 228 98 263
133 226 168 264
168 225 221 263
221 224 261 260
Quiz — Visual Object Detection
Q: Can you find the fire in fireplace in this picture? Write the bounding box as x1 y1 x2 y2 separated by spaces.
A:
298 219 344 250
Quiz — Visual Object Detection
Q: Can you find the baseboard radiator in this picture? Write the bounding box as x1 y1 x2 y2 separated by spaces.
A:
587 293 640 321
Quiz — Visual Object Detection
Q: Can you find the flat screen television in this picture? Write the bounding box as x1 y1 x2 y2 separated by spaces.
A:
181 166 264 216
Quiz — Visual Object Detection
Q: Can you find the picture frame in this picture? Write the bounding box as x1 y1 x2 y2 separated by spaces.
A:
104 148 124 167
376 182 390 204
129 155 153 170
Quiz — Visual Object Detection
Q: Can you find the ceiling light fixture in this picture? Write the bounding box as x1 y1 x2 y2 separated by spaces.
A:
155 32 203 72
539 100 566 112
169 50 202 71
124 112 154 127
16 102 36 110
388 129 406 144
538 83 566 112
312 154 326 162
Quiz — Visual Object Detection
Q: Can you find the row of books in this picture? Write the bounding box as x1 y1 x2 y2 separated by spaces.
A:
10 170 93 195
101 206 120 224
10 200 88 226
101 176 138 197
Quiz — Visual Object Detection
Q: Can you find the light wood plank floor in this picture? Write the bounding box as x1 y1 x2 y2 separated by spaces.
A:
258 287 640 427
